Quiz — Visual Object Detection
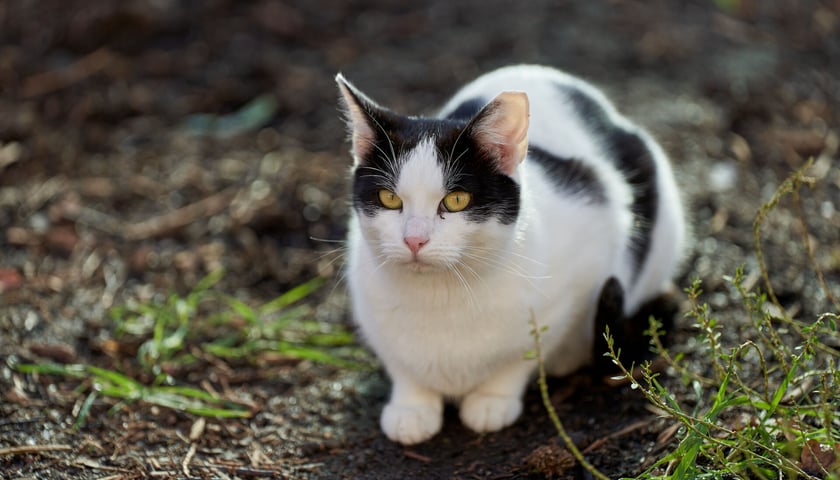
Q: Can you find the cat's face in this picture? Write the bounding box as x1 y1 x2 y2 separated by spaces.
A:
354 134 517 273
337 74 531 274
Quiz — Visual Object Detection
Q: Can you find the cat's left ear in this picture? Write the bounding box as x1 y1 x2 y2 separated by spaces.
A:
336 73 380 165
469 92 530 176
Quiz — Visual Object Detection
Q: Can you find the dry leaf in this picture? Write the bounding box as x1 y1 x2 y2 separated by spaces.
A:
801 439 839 475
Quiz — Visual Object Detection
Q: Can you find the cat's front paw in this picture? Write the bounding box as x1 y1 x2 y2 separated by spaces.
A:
381 403 443 445
459 393 523 433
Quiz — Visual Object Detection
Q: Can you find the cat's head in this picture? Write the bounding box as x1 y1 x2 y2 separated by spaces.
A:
337 74 529 274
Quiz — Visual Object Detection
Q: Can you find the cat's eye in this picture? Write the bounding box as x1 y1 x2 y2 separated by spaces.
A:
442 191 472 212
378 189 403 210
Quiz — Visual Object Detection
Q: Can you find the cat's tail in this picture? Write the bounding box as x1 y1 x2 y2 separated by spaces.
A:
590 277 680 375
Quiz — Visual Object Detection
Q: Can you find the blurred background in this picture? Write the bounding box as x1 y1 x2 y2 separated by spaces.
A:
1 0 838 295
1 1 839 477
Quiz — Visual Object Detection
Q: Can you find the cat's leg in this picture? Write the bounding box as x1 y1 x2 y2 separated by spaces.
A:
381 374 444 445
545 306 596 377
459 360 534 433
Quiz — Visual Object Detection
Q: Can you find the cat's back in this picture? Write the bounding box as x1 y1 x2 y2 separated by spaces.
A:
439 65 685 314
439 65 619 161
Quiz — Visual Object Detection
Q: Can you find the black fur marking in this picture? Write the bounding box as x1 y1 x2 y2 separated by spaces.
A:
527 146 606 204
590 276 679 375
350 112 432 217
442 96 488 121
558 86 659 276
435 123 521 225
351 105 520 225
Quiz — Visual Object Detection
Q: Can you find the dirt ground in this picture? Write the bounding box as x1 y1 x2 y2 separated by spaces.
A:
1 0 839 478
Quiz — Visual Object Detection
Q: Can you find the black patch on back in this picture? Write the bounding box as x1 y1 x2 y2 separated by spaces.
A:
527 146 606 204
442 96 487 121
558 85 659 276
351 108 520 225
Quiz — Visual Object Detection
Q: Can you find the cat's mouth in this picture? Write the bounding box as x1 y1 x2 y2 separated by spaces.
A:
402 258 440 273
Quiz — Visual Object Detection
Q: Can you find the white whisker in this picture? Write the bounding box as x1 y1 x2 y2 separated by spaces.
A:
459 250 550 282
463 245 547 266
310 236 346 245
448 263 480 314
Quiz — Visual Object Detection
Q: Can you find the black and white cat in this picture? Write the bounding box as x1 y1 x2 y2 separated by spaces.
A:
336 65 685 445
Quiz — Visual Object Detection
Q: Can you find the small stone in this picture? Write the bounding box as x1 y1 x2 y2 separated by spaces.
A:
0 268 23 292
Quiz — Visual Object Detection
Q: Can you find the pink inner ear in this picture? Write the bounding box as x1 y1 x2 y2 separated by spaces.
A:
472 91 530 175
337 75 376 162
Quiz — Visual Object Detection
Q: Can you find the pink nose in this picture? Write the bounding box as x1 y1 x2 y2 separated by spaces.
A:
404 236 428 255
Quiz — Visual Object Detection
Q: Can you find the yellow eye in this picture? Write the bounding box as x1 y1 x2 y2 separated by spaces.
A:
442 191 472 212
378 189 403 210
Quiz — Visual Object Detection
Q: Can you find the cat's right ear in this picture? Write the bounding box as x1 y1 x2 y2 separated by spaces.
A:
336 74 378 165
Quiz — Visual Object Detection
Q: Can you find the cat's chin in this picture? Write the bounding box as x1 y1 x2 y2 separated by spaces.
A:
401 260 444 274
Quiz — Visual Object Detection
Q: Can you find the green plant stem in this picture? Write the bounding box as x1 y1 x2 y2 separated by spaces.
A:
530 313 609 480
753 158 813 313
647 317 715 386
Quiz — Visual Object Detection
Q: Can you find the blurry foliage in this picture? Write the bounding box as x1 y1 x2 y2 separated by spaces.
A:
536 160 840 478
605 162 839 479
13 271 367 425
14 362 252 427
110 270 365 372
713 0 742 14
181 94 278 138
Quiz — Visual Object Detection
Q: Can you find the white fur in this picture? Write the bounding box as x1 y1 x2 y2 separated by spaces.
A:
345 65 685 444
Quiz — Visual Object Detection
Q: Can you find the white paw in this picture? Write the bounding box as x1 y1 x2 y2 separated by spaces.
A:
459 393 522 433
380 402 442 445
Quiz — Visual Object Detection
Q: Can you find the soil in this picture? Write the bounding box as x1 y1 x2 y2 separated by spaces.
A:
1 0 839 478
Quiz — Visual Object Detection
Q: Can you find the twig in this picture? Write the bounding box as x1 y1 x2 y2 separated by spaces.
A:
122 187 238 240
0 444 72 456
581 419 651 454
22 48 120 98
181 443 197 477
189 417 206 442
403 450 432 463
192 463 295 477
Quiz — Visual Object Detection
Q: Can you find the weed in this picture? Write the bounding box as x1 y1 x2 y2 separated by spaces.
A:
604 271 839 478
609 160 839 479
109 271 364 372
12 273 366 426
13 362 252 427
536 160 840 478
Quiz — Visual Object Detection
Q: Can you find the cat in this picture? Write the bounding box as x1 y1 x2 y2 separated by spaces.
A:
336 64 685 445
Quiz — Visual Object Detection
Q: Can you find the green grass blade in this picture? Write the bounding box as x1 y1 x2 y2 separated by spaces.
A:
277 342 361 368
15 363 87 378
304 331 356 346
259 277 324 316
221 295 259 324
141 388 251 418
155 385 224 402
769 357 798 415
72 391 98 430
86 366 142 390
673 432 703 478
190 268 225 294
